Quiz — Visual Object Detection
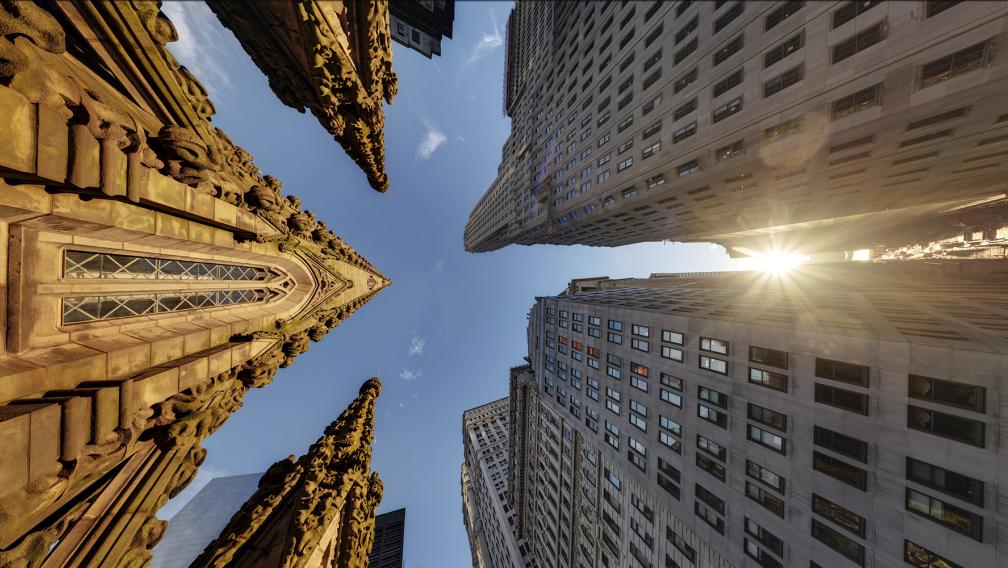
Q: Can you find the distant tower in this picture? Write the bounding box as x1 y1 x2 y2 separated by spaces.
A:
150 474 263 568
389 1 456 58
368 508 406 568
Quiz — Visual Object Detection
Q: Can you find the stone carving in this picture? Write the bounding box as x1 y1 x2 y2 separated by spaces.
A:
191 378 383 568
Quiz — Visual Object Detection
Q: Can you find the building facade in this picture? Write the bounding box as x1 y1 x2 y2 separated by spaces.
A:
510 264 1007 567
369 508 407 568
151 473 263 568
465 0 1008 256
0 3 392 566
462 398 529 568
389 0 455 59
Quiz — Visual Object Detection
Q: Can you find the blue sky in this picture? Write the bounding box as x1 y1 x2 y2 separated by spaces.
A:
157 3 734 565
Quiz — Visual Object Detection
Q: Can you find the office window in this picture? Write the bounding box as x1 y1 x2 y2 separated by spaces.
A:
607 332 623 345
766 1 804 31
904 539 964 568
642 93 662 115
906 457 983 506
831 83 883 119
815 358 869 386
715 139 744 161
700 337 728 354
674 122 697 143
746 460 785 493
764 65 803 97
833 0 882 28
674 98 697 121
745 481 784 517
748 404 787 431
696 453 726 482
660 373 682 391
666 526 695 563
811 519 865 566
630 375 649 393
631 324 650 337
812 494 866 537
661 389 682 407
643 50 662 73
908 375 985 412
660 415 682 437
813 451 867 490
674 37 698 65
699 403 727 428
813 426 867 462
662 330 684 344
748 424 786 454
764 117 802 142
657 459 681 499
749 368 787 392
697 434 726 462
631 338 650 352
713 97 743 123
642 142 662 159
698 386 727 408
765 31 804 69
677 159 700 177
832 21 886 64
712 68 743 97
700 355 728 375
907 406 985 448
906 489 983 541
713 2 743 33
713 35 743 66
675 15 698 44
815 384 869 415
674 67 698 93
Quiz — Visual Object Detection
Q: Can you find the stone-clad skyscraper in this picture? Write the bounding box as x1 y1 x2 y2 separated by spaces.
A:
461 398 529 568
465 1 1008 256
508 262 1006 567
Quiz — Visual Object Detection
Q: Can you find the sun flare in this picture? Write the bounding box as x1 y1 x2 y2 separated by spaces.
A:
738 251 810 275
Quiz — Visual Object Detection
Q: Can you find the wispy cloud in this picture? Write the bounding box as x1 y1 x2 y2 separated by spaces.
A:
408 332 427 356
416 127 447 160
466 11 504 65
161 2 235 98
400 369 423 382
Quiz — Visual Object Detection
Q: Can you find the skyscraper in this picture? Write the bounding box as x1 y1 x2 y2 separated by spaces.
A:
509 262 1006 567
369 508 407 568
151 474 264 568
389 0 456 59
464 1 1008 256
462 398 529 568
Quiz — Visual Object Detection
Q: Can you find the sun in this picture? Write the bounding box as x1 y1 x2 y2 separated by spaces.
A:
738 251 810 275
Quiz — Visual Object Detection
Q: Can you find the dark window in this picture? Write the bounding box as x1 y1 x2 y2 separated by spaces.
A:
696 453 726 481
926 1 961 18
811 519 865 566
906 106 970 131
764 117 801 142
815 357 869 386
676 16 698 44
749 346 788 369
832 0 882 29
906 488 983 541
831 83 882 119
620 52 636 72
907 406 985 448
645 24 663 48
832 21 886 64
674 67 698 93
813 426 868 462
765 31 804 68
695 484 725 514
813 451 867 490
908 375 985 412
814 384 869 415
765 1 804 31
713 97 742 123
675 0 695 18
713 35 744 67
713 2 743 34
746 460 785 493
906 457 983 506
698 386 727 408
745 517 784 557
764 65 803 97
697 435 726 461
904 539 964 568
747 404 787 431
712 68 743 98
658 472 681 499
812 494 866 538
642 69 661 90
674 37 698 65
715 139 745 161
674 98 697 121
745 481 785 517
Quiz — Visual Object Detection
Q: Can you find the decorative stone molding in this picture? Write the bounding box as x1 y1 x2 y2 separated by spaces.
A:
209 1 397 192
